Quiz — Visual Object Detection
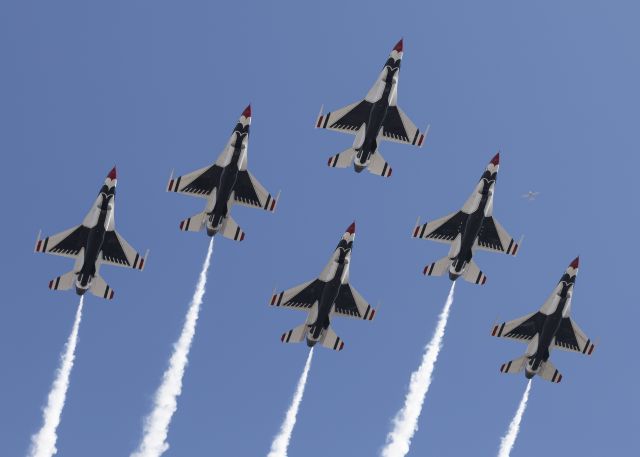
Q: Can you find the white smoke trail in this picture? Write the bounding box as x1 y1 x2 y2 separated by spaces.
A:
131 238 214 457
381 282 456 457
267 348 314 457
28 297 85 457
497 380 532 457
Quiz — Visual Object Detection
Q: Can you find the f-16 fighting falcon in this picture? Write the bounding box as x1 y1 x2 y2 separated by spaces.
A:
167 105 278 239
315 39 428 177
270 223 376 351
411 153 519 284
34 167 147 299
491 258 595 383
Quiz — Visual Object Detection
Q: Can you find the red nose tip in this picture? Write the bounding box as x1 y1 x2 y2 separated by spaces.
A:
570 256 579 269
242 104 252 118
393 39 403 53
107 166 117 180
490 152 500 166
346 222 356 234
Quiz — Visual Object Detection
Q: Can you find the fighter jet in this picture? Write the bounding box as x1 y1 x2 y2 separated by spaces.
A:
167 105 278 239
411 153 519 284
522 191 540 201
34 167 147 299
315 39 428 177
491 257 595 383
270 223 375 351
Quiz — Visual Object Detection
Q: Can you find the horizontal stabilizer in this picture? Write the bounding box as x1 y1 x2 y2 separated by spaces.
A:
462 259 487 285
423 256 450 277
367 151 392 177
320 326 344 351
179 212 206 232
90 275 115 300
327 148 356 169
48 271 76 291
280 324 307 344
539 360 563 383
221 216 245 242
500 355 527 374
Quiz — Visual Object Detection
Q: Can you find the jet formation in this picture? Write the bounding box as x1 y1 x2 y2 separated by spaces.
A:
412 153 519 285
316 39 427 177
167 105 279 239
35 167 147 299
491 257 595 383
270 223 375 351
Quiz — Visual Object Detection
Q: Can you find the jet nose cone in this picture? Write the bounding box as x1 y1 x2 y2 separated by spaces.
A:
107 166 117 180
346 222 356 234
242 104 252 118
490 152 500 166
570 256 580 269
393 38 403 52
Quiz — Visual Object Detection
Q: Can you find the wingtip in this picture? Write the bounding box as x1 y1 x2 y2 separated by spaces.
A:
393 38 403 52
346 221 356 234
107 166 117 180
242 104 252 118
570 256 580 269
490 152 500 166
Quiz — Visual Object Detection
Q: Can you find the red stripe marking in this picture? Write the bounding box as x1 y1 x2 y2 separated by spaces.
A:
388 167 393 177
588 345 594 355
281 333 285 342
512 244 519 256
179 220 184 230
271 295 277 305
49 280 54 289
369 309 376 320
557 374 563 383
36 240 42 252
418 134 424 146
339 341 344 351
240 232 245 241
110 290 115 299
481 276 487 285
413 226 420 238
139 258 145 270
270 199 276 211
168 179 174 191
316 116 323 128
492 326 498 336
327 157 332 166
423 265 429 275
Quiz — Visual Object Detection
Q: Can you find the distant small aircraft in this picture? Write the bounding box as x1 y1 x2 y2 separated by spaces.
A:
412 153 519 285
522 191 540 201
35 167 147 299
491 257 595 383
315 39 428 177
270 223 376 351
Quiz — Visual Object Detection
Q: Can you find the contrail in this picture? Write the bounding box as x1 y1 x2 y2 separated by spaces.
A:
131 238 214 457
267 348 314 457
381 282 456 457
497 380 532 457
28 297 84 457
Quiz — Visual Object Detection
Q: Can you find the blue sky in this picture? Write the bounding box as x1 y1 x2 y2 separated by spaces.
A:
1 1 637 455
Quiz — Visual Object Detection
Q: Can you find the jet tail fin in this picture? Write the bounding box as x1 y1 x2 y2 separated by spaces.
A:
423 256 451 277
179 212 206 232
327 148 357 169
538 360 563 383
499 355 528 374
280 323 307 344
48 270 76 292
320 326 345 351
90 274 115 300
221 216 245 242
367 151 392 177
462 259 488 285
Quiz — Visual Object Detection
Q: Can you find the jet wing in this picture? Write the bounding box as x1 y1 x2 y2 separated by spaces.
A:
101 231 146 270
381 106 426 147
316 101 372 134
554 317 596 355
491 312 545 342
167 164 223 198
233 170 278 212
412 211 467 244
35 225 90 259
476 217 520 256
270 279 324 311
331 285 376 321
